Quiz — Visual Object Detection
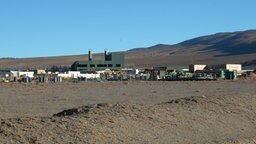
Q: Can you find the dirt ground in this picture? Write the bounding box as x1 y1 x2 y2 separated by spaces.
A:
0 80 256 143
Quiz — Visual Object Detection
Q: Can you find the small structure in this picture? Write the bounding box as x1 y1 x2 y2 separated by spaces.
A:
10 71 34 79
56 71 101 80
189 64 206 72
226 64 242 72
207 64 242 76
143 67 167 80
79 73 100 80
0 70 10 82
208 64 241 72
35 69 46 74
53 77 62 83
38 76 47 83
68 71 81 79
19 71 34 78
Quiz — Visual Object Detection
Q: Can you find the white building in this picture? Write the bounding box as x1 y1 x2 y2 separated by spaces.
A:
68 71 81 79
79 73 100 79
57 73 71 79
225 64 242 72
57 71 100 79
10 71 34 78
209 64 242 72
189 64 206 72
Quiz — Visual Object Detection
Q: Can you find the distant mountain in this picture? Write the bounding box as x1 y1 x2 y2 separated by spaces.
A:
1 30 256 69
130 30 256 56
0 57 16 60
180 30 256 56
126 30 256 67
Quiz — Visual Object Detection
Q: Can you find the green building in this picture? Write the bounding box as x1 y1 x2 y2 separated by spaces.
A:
71 50 125 72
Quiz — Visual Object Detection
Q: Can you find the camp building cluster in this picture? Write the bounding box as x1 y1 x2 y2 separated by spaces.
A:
0 50 252 83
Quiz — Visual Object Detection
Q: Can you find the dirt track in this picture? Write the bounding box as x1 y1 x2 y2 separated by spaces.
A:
0 80 256 143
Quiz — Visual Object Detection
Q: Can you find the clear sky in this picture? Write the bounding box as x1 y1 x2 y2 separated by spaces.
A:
0 0 256 58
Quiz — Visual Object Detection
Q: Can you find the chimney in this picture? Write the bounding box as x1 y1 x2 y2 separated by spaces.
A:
88 49 92 61
104 49 107 61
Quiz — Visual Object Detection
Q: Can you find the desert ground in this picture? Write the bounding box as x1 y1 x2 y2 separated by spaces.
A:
0 80 256 143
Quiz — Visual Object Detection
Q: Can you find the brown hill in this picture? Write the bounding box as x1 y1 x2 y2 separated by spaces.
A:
127 29 256 67
1 30 256 69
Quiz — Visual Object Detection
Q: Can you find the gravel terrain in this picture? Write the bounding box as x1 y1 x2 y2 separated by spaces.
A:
0 80 256 143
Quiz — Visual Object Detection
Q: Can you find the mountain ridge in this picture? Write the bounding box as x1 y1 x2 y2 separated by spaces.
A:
1 29 256 69
129 29 256 54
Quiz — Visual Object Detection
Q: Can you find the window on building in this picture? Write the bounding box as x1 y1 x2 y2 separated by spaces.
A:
97 64 103 67
108 64 113 67
90 64 95 67
79 64 87 67
116 64 121 67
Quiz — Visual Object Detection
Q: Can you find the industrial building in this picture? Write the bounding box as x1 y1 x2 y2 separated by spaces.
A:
71 50 125 72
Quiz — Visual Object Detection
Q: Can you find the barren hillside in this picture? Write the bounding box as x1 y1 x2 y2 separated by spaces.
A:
1 30 256 69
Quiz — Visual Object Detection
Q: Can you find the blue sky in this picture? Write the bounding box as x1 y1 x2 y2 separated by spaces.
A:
0 0 256 58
